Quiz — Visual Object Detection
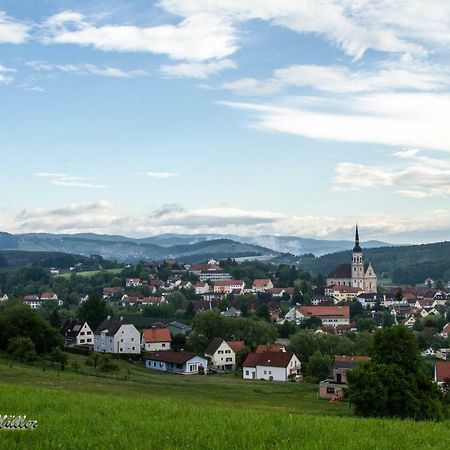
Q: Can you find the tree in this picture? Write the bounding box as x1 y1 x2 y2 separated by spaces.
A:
48 347 68 371
98 354 119 372
165 291 186 310
49 309 61 329
184 302 196 319
86 352 101 369
256 304 271 322
7 337 38 363
78 293 112 330
347 326 446 421
306 351 331 382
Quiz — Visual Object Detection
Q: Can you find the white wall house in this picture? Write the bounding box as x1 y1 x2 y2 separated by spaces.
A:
94 316 140 354
282 306 350 327
62 320 94 347
144 351 208 375
142 328 172 352
243 351 301 382
204 338 244 371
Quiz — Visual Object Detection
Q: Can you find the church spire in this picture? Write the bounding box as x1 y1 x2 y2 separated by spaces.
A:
353 224 362 253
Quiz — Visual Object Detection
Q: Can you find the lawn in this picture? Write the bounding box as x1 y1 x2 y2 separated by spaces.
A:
55 268 123 279
0 357 449 449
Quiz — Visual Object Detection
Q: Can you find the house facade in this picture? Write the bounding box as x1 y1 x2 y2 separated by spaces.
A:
319 355 370 399
142 328 172 352
213 280 245 294
243 351 301 382
283 305 350 327
326 226 377 293
144 351 207 375
205 338 244 371
62 319 93 347
93 316 140 354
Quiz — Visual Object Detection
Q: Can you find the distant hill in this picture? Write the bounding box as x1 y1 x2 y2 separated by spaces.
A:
0 250 94 269
302 241 450 285
0 232 280 263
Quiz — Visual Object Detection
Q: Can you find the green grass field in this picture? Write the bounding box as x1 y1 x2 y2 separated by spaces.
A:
56 268 123 279
0 356 449 449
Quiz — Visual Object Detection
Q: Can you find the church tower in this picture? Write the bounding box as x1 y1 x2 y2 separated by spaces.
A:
351 225 364 289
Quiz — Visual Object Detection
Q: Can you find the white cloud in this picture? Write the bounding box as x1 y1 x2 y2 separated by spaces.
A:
139 171 179 179
223 64 450 95
27 60 148 78
42 10 237 62
221 91 450 152
160 0 442 59
160 59 236 79
333 150 450 198
0 11 29 44
3 200 450 242
0 64 15 84
35 172 106 189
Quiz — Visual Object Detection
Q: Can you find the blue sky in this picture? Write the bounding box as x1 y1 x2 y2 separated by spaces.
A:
1 1 450 242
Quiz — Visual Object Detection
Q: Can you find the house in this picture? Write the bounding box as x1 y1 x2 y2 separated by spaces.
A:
435 360 450 387
40 291 58 301
255 344 285 353
50 267 60 275
93 316 140 354
326 226 377 293
167 321 192 336
205 339 244 371
62 319 93 347
326 285 362 303
144 351 207 375
214 280 245 294
23 295 41 309
0 293 8 302
439 323 450 339
80 294 89 303
103 287 121 299
252 279 274 292
221 307 242 318
319 355 370 399
194 282 210 295
189 263 232 282
126 278 142 288
142 328 172 352
283 305 350 327
243 351 301 382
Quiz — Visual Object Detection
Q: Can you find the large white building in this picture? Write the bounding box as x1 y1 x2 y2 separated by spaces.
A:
283 305 350 327
326 226 377 293
243 351 301 382
93 316 140 354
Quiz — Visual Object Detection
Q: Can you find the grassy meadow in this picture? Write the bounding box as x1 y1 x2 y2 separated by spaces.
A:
0 356 449 449
55 268 123 279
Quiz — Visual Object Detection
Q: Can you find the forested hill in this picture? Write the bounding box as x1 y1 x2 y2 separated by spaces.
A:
302 241 450 285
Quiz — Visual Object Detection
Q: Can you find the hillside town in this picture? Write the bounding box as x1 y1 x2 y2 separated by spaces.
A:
1 227 449 401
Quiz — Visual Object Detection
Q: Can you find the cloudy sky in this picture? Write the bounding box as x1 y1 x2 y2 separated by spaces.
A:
1 0 450 243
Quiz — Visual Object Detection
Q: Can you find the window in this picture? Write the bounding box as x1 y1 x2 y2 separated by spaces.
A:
80 332 85 335
264 370 267 375
162 343 166 347
132 347 135 350
120 348 123 352
131 338 134 342
121 339 123 342
245 370 249 376
87 331 91 335
80 339 85 343
326 387 335 394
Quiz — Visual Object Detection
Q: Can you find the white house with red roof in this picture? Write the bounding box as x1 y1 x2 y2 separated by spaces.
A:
282 305 350 327
252 279 274 292
213 280 245 294
142 328 172 352
126 278 142 288
195 282 210 295
439 323 450 339
243 351 301 382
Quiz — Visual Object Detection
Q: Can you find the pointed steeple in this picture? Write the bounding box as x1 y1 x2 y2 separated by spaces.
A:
353 224 362 253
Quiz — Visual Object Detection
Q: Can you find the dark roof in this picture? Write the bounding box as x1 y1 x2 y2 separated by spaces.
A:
243 351 295 368
62 319 84 338
328 263 369 279
353 225 362 253
333 355 370 370
94 317 129 336
205 338 225 356
144 351 201 365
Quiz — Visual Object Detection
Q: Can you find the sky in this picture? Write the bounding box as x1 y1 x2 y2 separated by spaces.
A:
1 0 450 243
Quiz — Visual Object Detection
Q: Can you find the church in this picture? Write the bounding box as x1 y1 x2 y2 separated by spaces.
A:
326 226 377 293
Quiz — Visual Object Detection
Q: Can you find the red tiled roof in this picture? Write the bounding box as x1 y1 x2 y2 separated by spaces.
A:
41 291 56 299
255 344 285 353
435 360 450 382
334 355 370 363
296 305 350 319
252 279 272 287
228 341 245 353
441 323 450 333
143 328 172 343
330 285 362 293
246 351 296 368
214 280 245 287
